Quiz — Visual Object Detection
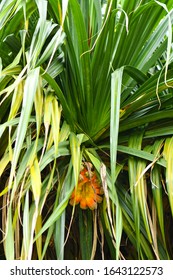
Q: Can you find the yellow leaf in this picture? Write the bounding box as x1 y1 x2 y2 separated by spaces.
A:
30 157 41 205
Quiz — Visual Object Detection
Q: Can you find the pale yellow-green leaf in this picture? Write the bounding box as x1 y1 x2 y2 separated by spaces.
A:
30 157 42 206
34 78 43 135
46 127 54 151
69 132 82 186
8 128 13 162
163 137 173 215
51 97 61 156
135 161 152 243
59 121 70 142
22 191 30 259
4 207 14 260
8 67 40 191
0 153 9 177
8 81 23 121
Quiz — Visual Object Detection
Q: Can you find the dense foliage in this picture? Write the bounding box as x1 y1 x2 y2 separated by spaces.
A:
0 0 173 260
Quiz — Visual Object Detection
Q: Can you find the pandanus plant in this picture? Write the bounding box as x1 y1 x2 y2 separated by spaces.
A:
0 0 173 260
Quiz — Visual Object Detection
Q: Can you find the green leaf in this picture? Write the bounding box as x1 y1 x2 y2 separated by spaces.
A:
4 207 14 260
9 67 40 191
110 67 123 184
